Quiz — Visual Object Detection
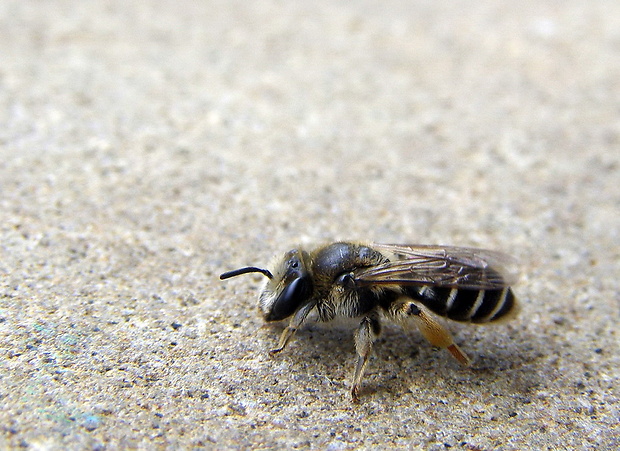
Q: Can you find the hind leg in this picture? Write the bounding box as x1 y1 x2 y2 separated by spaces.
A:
386 300 470 365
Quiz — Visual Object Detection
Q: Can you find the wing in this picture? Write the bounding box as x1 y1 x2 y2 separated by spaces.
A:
354 244 519 289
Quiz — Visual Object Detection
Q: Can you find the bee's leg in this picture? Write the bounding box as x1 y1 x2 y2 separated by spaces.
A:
352 313 381 403
269 302 315 355
390 301 470 366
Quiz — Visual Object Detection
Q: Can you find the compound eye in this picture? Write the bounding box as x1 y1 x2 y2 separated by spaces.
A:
268 276 312 321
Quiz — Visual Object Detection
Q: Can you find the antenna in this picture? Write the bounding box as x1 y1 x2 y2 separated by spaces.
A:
220 266 273 280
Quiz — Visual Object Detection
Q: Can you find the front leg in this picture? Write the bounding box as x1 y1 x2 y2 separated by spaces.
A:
351 312 382 403
269 301 315 355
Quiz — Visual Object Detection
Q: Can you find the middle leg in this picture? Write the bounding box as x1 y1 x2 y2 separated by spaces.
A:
351 311 382 403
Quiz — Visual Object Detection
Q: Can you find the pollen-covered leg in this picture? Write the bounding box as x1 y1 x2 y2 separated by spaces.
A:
269 302 315 355
351 313 381 403
388 300 470 366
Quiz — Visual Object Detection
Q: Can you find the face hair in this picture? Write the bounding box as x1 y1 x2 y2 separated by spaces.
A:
219 266 273 280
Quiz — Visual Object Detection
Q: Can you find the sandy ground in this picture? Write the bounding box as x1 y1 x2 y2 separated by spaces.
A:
1 1 619 449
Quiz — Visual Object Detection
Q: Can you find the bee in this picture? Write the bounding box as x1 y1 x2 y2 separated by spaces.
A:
220 242 518 402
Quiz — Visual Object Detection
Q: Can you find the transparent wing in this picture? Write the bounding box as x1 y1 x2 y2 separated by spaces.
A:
354 244 519 289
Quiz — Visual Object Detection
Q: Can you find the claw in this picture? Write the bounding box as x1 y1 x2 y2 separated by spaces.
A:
268 347 284 356
351 386 360 404
447 343 471 366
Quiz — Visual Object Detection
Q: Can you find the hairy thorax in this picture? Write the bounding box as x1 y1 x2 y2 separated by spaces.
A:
309 242 391 321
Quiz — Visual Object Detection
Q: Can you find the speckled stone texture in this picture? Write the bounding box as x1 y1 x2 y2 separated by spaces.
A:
1 1 618 449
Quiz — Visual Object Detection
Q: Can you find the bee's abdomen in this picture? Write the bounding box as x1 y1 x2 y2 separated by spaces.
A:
406 286 516 323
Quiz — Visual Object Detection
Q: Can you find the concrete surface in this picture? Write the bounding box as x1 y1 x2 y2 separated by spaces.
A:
1 0 618 449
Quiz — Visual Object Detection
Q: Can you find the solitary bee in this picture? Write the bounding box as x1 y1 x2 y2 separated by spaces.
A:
220 242 518 402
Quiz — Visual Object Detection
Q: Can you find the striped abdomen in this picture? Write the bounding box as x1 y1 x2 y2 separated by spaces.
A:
406 286 516 323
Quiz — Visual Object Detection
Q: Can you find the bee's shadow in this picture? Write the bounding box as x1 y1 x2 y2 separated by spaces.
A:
262 321 359 358
379 324 550 401
262 321 547 401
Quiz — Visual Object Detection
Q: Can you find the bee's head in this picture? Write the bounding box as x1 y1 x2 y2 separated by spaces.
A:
220 248 314 322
